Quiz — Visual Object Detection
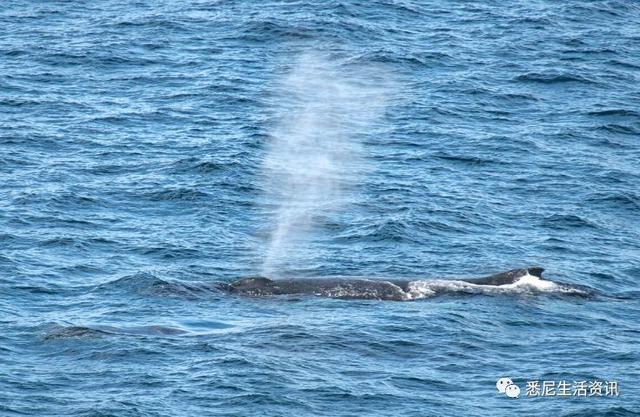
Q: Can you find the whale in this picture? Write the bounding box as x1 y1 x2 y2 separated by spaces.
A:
217 267 574 301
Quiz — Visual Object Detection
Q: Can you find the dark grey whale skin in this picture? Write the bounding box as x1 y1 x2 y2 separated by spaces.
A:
219 267 545 300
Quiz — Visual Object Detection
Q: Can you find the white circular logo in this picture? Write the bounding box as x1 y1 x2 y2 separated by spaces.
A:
497 377 520 399
496 377 513 393
505 384 520 398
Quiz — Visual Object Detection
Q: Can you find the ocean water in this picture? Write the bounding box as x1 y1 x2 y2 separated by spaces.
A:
1 1 639 415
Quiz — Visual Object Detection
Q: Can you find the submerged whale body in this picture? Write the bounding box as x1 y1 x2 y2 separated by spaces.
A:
220 267 582 301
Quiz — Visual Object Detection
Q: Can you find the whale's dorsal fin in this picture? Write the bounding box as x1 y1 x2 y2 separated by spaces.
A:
464 267 545 286
527 267 544 278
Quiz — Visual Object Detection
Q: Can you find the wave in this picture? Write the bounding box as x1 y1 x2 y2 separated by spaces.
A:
587 109 640 118
227 21 317 43
336 218 422 243
345 51 453 68
561 406 639 417
168 157 225 174
44 324 188 340
541 214 598 230
586 192 640 211
596 124 639 135
514 72 596 84
145 188 209 201
94 272 222 298
433 152 497 166
44 325 109 340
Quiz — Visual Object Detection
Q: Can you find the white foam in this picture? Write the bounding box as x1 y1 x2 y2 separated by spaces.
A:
495 272 558 291
404 281 437 300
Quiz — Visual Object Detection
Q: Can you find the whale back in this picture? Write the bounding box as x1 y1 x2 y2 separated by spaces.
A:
223 267 550 299
464 267 544 286
229 276 275 295
227 276 409 299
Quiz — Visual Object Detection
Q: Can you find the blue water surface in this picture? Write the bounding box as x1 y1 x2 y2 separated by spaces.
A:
1 1 639 416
